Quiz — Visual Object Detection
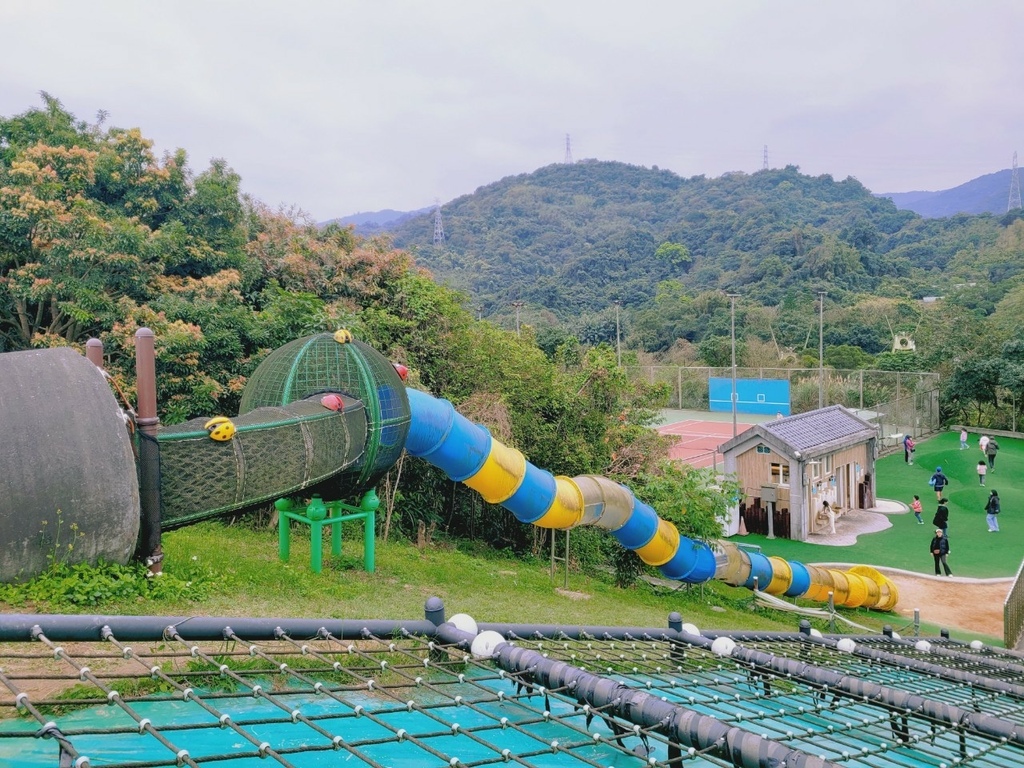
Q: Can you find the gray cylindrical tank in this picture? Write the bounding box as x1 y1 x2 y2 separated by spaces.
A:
0 348 140 582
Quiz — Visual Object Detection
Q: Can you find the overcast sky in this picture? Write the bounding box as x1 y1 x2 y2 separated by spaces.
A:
3 1 1022 221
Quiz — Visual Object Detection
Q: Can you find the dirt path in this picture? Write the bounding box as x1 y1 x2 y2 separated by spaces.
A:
875 568 1010 640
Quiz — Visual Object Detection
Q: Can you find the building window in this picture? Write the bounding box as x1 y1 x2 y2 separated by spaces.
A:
756 445 771 454
824 455 834 473
770 462 790 486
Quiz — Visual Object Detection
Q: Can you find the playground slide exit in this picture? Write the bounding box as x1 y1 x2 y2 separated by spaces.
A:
404 388 898 611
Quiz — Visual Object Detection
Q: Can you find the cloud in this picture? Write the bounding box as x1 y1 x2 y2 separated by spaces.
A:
3 1 1023 218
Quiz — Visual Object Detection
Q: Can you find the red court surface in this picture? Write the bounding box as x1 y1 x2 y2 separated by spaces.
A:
657 419 754 469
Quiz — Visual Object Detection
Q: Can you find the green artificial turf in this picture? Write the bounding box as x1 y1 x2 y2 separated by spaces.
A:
739 430 1024 578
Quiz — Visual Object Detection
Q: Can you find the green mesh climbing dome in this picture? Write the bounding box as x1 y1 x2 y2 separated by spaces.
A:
239 333 410 489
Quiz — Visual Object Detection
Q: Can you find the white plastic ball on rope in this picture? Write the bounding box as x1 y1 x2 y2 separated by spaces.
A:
681 623 701 637
836 638 857 654
970 640 984 651
914 640 932 653
449 613 479 635
710 637 736 657
891 632 901 640
809 628 823 638
471 631 505 659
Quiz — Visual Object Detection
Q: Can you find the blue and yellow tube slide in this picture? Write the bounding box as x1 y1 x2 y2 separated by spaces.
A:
405 388 898 611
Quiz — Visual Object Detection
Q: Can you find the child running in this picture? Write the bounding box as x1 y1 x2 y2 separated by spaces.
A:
910 495 924 524
978 460 987 486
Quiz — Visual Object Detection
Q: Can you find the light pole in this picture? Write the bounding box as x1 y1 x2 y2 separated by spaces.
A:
728 293 739 437
512 301 523 337
818 291 825 410
613 300 622 367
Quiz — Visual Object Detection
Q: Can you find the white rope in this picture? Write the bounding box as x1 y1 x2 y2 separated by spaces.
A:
751 590 876 632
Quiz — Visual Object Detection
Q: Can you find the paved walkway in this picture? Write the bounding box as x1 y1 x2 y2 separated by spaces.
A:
806 498 906 546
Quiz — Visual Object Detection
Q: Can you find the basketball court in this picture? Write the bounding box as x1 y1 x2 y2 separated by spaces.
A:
656 408 776 469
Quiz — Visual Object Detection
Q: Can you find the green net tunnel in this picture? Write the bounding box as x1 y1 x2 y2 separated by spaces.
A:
155 334 410 529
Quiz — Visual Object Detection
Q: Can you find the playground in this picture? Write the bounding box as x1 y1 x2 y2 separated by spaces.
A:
3 334 1024 767
735 430 1024 579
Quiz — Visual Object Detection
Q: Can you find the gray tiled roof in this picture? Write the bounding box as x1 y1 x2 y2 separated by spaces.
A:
760 404 877 453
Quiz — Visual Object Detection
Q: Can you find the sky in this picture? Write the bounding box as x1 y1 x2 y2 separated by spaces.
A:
3 1 1023 221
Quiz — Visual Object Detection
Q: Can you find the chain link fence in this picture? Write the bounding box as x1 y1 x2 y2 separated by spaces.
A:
626 366 940 442
1005 557 1024 650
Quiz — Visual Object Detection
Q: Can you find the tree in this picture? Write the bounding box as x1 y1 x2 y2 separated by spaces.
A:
873 351 924 372
0 142 156 347
825 344 874 370
942 358 1003 425
654 241 691 270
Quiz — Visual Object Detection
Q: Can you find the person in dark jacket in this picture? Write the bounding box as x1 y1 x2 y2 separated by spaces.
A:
929 467 949 501
985 490 1001 532
929 529 952 576
985 438 1000 469
932 499 949 536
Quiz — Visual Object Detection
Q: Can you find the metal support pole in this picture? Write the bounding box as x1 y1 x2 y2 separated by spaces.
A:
134 328 162 575
85 338 104 368
818 291 825 409
550 529 570 587
613 300 621 367
728 293 739 437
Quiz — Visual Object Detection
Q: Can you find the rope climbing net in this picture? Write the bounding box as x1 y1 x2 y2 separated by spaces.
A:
2 612 1024 767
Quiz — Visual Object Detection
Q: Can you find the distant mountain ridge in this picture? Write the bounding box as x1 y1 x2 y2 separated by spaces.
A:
880 169 1014 218
322 207 431 235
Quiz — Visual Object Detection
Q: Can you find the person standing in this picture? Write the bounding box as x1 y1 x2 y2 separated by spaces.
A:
985 438 1000 470
932 499 949 536
821 500 836 534
911 495 924 524
978 460 987 486
959 428 968 450
985 490 1001 532
903 434 915 465
930 529 952 576
929 466 949 501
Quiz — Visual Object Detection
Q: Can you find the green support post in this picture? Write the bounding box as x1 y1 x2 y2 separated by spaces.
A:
309 519 323 573
361 489 379 573
277 491 378 574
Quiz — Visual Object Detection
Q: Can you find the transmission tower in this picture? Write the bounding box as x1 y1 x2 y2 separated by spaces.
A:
564 133 573 164
763 145 769 170
433 201 446 245
1009 151 1022 212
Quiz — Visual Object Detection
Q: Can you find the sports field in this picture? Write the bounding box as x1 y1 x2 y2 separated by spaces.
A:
656 409 775 468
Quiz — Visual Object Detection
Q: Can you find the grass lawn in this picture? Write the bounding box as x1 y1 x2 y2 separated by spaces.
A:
125 522 801 633
158 523 995 643
740 430 1024 579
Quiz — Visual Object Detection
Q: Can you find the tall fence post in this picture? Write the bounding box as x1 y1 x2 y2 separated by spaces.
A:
135 328 163 576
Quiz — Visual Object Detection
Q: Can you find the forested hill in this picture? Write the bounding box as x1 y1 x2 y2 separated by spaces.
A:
389 161 1021 319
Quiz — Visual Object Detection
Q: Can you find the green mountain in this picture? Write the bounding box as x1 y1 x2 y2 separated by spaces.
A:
385 161 1023 355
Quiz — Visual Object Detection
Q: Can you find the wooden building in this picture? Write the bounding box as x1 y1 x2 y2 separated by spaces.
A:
717 406 879 542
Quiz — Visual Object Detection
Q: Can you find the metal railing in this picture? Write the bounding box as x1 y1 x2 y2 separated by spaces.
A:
1004 556 1024 650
